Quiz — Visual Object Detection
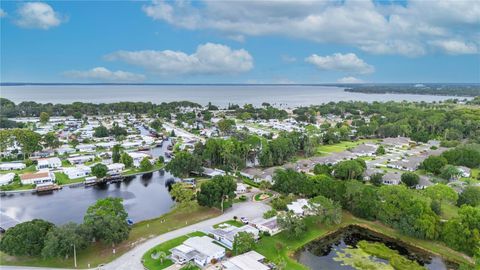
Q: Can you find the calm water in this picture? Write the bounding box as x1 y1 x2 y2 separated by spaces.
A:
296 225 454 270
0 85 464 107
0 171 175 228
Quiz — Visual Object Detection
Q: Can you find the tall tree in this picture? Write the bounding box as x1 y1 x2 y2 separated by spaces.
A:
233 232 256 255
91 163 108 178
197 175 236 212
39 112 50 124
111 144 122 163
277 211 307 239
401 172 420 188
83 197 130 245
165 151 202 178
41 223 90 259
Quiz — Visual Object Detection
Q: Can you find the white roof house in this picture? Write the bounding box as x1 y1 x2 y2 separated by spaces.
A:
170 236 225 267
0 173 15 186
57 146 76 155
222 251 269 270
252 217 281 235
208 225 260 249
67 155 95 165
63 167 90 179
106 163 125 175
20 171 56 185
36 157 62 170
0 162 26 171
287 199 311 216
76 144 96 152
236 183 247 194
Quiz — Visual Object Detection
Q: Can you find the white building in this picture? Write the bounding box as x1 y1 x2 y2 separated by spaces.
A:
287 199 312 216
127 152 151 167
0 173 15 186
208 225 260 249
57 146 76 155
169 236 225 267
252 217 281 235
20 171 56 185
0 162 26 171
107 163 125 175
76 144 96 152
67 155 95 165
36 157 62 170
222 251 269 270
63 167 90 179
235 183 247 194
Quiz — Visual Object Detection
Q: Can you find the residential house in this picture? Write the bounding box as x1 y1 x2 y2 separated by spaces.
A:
0 173 15 186
20 171 56 185
76 144 96 152
202 167 226 178
382 172 401 185
381 137 411 148
63 166 90 179
236 183 247 194
416 176 434 190
287 199 315 216
67 155 95 165
0 162 26 171
56 146 76 155
222 251 270 270
127 152 151 167
457 166 471 178
36 157 62 170
107 163 125 175
252 217 281 235
208 225 260 249
169 236 225 267
350 144 378 157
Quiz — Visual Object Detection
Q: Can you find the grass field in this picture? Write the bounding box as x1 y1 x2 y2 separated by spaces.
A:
254 211 474 270
0 165 36 175
142 231 206 270
54 172 85 185
315 139 377 156
213 219 244 229
0 205 221 269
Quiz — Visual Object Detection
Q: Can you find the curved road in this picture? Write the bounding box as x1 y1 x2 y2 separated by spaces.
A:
1 201 270 270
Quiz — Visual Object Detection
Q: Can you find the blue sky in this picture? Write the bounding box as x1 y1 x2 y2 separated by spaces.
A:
1 0 479 83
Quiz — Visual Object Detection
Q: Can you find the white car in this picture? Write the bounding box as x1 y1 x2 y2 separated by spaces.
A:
240 217 249 224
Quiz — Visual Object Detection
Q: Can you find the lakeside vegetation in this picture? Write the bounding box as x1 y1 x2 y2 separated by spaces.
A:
255 212 475 270
0 204 220 268
343 84 480 97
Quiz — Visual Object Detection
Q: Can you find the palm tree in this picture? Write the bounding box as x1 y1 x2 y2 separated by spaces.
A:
158 251 167 264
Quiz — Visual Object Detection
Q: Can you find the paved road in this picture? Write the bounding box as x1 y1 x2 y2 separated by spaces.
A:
163 122 205 143
1 201 270 270
106 201 269 270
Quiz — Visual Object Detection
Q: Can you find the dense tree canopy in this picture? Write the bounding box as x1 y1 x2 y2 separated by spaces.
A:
196 175 236 211
442 205 480 256
41 223 90 259
401 172 420 188
457 186 480 207
0 219 54 256
83 197 130 245
421 155 448 174
165 151 202 178
333 159 365 180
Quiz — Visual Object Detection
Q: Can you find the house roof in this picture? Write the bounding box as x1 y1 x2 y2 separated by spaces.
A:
20 171 50 180
223 251 268 270
183 236 224 256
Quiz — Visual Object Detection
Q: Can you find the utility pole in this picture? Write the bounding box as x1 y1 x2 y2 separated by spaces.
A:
73 243 77 268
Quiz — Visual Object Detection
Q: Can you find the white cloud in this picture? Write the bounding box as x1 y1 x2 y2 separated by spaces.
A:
0 8 7 18
430 40 478 55
15 2 63 29
105 43 253 75
64 67 146 82
337 76 364 83
306 53 374 75
142 0 480 56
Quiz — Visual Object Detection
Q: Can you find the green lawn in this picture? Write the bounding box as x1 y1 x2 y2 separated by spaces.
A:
54 172 85 185
142 231 206 270
254 212 474 270
315 139 376 155
122 164 164 176
213 219 244 229
0 165 36 175
0 205 221 269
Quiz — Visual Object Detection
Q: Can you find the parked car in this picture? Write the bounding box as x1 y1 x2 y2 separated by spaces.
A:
240 217 249 224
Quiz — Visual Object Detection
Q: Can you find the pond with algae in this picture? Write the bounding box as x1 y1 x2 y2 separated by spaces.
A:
296 225 457 270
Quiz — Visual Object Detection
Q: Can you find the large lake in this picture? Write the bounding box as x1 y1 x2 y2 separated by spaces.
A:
0 85 464 107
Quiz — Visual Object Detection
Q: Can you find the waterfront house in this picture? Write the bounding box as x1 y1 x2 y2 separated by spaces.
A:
0 162 26 171
0 173 15 186
222 250 270 270
127 152 152 167
63 166 90 179
169 236 225 267
20 171 56 185
36 157 62 170
107 163 125 175
208 225 260 249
